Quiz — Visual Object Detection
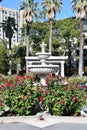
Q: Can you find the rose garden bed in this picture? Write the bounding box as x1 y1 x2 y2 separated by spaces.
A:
0 73 87 117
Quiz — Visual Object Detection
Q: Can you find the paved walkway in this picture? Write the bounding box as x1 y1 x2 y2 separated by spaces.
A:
0 122 87 130
0 114 87 130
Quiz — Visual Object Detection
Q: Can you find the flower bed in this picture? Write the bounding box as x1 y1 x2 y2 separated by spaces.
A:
0 73 87 117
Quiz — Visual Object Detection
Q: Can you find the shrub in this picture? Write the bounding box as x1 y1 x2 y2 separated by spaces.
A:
45 83 87 116
0 74 87 116
68 76 87 84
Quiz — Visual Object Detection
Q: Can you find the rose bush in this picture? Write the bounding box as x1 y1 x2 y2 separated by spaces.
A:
0 73 87 116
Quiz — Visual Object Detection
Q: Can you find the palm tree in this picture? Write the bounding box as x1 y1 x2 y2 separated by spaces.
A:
42 0 62 54
71 0 87 77
20 0 38 74
0 17 17 75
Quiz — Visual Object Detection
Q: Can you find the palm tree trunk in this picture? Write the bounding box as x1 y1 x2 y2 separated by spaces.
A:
26 24 30 74
49 20 52 55
78 19 83 77
26 35 29 74
8 38 12 75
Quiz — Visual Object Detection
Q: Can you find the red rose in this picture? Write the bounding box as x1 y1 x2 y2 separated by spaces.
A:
0 102 3 107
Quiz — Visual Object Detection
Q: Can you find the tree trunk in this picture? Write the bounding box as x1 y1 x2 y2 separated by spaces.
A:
78 19 83 77
68 39 72 76
49 20 52 55
8 38 12 75
26 24 30 74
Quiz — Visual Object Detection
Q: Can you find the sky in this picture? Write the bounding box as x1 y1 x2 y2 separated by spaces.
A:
0 0 76 20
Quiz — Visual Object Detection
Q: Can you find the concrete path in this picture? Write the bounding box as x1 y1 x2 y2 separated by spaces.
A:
0 114 87 130
0 122 87 130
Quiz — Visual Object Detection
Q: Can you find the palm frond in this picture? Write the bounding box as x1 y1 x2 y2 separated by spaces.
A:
20 0 39 23
42 0 62 19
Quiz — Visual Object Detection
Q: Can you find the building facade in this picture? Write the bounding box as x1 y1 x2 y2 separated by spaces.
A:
0 6 24 45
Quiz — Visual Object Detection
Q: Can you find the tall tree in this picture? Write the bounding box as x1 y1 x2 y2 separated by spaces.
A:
42 0 62 54
71 0 87 77
20 0 38 74
0 17 17 75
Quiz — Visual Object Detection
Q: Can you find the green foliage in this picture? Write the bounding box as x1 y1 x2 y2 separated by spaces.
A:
0 41 26 75
68 76 87 84
45 75 87 116
0 44 8 75
0 74 87 116
52 18 79 55
0 74 36 116
12 43 26 73
27 17 79 56
45 84 87 116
